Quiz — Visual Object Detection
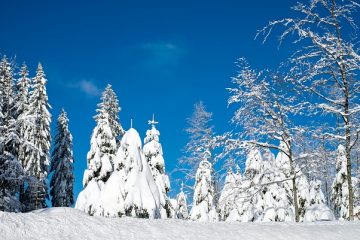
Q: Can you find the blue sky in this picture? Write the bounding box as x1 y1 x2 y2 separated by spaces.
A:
0 0 295 200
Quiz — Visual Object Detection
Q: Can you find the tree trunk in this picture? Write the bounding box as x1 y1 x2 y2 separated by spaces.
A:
292 175 300 222
288 146 300 222
345 110 354 220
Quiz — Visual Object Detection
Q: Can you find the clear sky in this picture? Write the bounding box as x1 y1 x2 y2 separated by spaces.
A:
0 0 296 200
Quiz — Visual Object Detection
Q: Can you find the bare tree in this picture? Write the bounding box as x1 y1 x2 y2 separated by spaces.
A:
227 58 310 222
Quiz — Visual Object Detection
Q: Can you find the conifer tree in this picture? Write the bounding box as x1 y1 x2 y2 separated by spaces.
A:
22 63 51 211
218 168 236 221
0 56 23 212
175 182 189 219
304 180 334 222
143 115 172 218
94 84 124 144
50 109 74 207
190 151 218 221
331 145 360 219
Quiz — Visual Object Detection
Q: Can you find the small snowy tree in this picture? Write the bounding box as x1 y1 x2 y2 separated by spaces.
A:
331 145 360 220
218 168 236 221
143 115 172 218
94 84 124 143
175 182 189 219
190 151 218 221
261 149 293 222
304 180 334 222
50 109 74 207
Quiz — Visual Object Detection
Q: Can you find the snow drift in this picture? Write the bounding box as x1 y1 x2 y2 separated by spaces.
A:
0 207 360 240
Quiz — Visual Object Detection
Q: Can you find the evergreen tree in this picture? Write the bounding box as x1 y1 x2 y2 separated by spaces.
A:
94 84 124 143
123 128 161 218
236 148 265 222
175 182 189 219
304 180 334 222
83 113 116 187
261 149 293 222
22 63 51 211
143 115 172 218
76 92 117 216
331 145 360 220
218 168 236 221
190 151 218 221
0 56 23 212
50 109 74 207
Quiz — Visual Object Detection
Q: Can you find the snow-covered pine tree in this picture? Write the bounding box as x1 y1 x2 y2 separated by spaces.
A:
331 145 348 219
236 148 264 222
122 127 161 218
304 180 334 222
50 109 74 207
175 182 189 219
261 149 293 222
22 63 51 211
218 167 236 221
331 145 360 220
76 95 117 215
0 56 23 212
14 64 32 208
83 104 116 187
143 115 172 218
190 151 218 221
95 84 124 144
13 63 30 119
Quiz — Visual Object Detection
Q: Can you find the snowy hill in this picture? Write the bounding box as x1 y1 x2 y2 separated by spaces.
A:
1 208 360 240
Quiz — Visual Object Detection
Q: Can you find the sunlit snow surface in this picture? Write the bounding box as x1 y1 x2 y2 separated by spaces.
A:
1 208 360 240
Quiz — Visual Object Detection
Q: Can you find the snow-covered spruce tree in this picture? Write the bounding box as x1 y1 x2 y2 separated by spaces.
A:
22 63 51 211
239 148 265 222
262 149 293 222
13 63 30 119
227 58 307 222
259 0 360 220
95 84 124 144
122 128 161 218
76 98 116 215
331 145 360 219
190 151 218 221
304 180 334 222
218 167 236 221
175 182 189 219
50 109 74 207
143 115 172 218
275 142 311 222
0 56 23 212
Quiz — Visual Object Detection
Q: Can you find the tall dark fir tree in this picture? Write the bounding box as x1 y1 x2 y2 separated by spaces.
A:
50 109 74 207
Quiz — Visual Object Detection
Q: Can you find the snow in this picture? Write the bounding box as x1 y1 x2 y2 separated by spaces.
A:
1 207 360 240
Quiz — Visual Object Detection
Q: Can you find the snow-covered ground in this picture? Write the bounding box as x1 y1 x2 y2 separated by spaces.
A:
0 207 360 240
